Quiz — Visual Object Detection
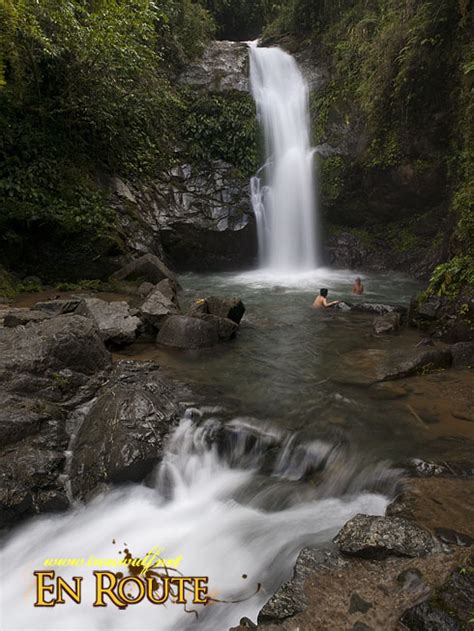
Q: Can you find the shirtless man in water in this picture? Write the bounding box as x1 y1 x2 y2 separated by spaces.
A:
312 288 340 309
352 277 364 295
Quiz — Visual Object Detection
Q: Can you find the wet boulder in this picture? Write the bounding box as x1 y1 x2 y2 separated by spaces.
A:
33 298 82 316
400 556 474 630
76 298 141 347
157 315 219 348
189 296 246 324
450 341 474 368
416 296 442 320
207 296 246 324
0 314 111 393
373 312 400 334
199 314 238 341
139 288 179 328
111 253 177 285
189 298 209 317
69 361 184 499
156 278 181 306
4 309 51 327
335 514 436 559
0 316 111 527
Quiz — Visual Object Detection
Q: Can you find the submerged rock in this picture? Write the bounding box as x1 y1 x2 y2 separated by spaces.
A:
4 309 51 327
69 361 184 500
373 312 400 334
157 315 219 348
76 298 141 347
335 514 436 559
352 303 405 315
111 253 177 285
335 346 452 385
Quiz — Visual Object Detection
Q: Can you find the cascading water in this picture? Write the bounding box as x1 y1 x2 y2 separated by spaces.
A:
0 409 396 631
249 44 319 271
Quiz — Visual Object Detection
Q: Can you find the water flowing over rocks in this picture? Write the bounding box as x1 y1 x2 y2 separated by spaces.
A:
334 514 436 559
0 312 191 526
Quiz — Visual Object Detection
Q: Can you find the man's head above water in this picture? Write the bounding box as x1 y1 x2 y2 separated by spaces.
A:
320 288 328 297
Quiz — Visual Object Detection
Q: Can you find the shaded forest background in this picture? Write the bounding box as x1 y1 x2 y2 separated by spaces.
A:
0 0 472 301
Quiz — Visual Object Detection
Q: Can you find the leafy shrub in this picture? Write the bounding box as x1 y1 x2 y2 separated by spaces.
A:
181 91 259 175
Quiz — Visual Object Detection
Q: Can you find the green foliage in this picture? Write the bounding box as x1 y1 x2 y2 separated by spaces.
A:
424 255 474 299
319 155 346 204
0 265 15 297
181 90 259 175
199 0 282 40
0 0 213 280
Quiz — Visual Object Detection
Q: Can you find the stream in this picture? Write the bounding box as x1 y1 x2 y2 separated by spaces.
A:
2 268 474 630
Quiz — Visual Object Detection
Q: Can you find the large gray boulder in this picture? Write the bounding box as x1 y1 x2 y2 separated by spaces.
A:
4 309 51 327
0 315 111 527
139 287 179 328
111 253 177 284
207 296 246 324
76 298 140 346
157 315 219 348
0 315 111 393
335 514 436 559
199 314 238 341
155 278 181 305
69 361 184 500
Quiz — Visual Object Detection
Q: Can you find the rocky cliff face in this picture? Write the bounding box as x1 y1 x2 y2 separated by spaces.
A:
111 159 256 271
113 40 257 272
179 40 250 93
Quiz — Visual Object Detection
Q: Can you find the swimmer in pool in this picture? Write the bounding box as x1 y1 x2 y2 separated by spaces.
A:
352 277 364 295
312 288 340 309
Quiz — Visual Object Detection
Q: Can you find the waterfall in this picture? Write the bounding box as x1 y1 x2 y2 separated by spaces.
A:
249 44 319 271
0 411 394 631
